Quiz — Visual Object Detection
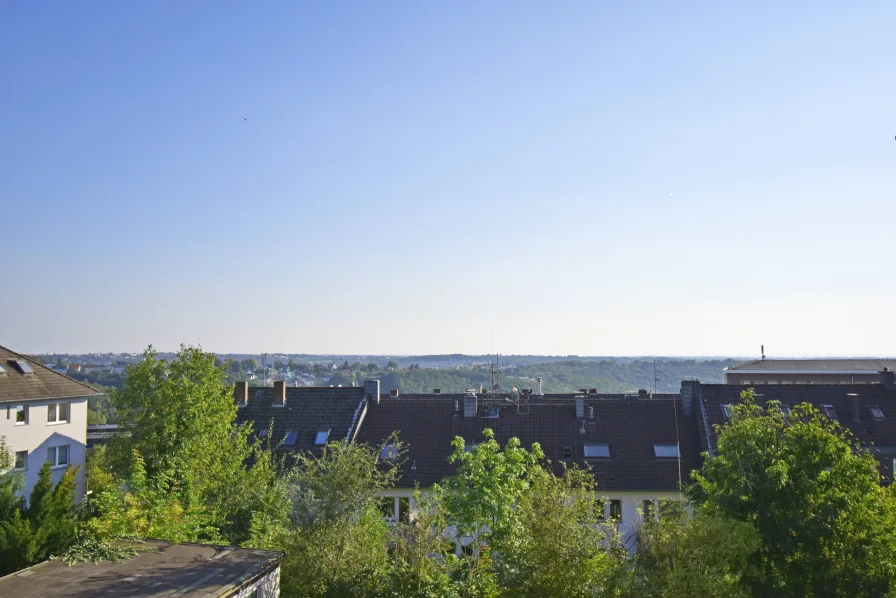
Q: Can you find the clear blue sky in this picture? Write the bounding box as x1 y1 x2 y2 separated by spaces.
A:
2 1 894 356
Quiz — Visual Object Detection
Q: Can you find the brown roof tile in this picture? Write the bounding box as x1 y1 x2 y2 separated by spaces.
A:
0 345 99 404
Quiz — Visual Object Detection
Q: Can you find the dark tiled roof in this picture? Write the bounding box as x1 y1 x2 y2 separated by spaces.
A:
698 383 896 482
0 345 99 404
234 386 367 452
729 359 896 371
0 540 282 598
355 394 698 491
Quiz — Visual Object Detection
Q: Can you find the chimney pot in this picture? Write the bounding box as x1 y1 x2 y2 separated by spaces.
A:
391 389 399 397
537 377 543 395
273 380 286 406
233 381 248 407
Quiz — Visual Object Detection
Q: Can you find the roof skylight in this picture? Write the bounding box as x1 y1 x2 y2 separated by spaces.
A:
314 430 330 445
584 444 610 458
283 430 297 445
10 360 33 374
653 444 680 458
380 444 399 460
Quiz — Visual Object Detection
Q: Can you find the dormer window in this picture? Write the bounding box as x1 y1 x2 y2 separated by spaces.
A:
870 405 885 420
653 444 679 458
821 404 837 419
314 429 330 445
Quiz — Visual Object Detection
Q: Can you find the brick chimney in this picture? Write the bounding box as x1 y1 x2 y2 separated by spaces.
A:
464 393 478 417
364 380 380 407
575 396 585 419
881 368 895 390
273 380 286 407
234 381 248 407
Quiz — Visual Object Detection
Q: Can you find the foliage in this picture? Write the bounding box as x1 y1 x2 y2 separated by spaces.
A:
691 389 896 596
632 502 760 598
0 461 79 576
87 408 107 425
496 465 629 598
104 345 284 546
53 530 141 565
250 439 402 598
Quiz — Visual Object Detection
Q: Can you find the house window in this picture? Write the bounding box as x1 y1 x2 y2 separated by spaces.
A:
283 430 297 445
722 404 733 420
15 405 28 425
561 446 573 459
653 444 679 458
14 451 27 470
870 405 885 420
47 401 70 424
380 444 399 460
47 445 69 467
398 497 410 524
379 497 396 520
642 499 655 519
584 444 610 458
821 404 837 419
609 499 622 521
314 430 330 445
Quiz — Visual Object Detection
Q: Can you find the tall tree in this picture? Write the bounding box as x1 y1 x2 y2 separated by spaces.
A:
691 389 896 596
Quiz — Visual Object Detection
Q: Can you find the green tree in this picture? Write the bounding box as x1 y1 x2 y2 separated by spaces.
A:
691 389 896 596
87 408 107 425
105 345 283 545
241 358 258 371
386 360 399 369
497 466 629 598
287 359 297 370
632 502 759 598
251 438 402 598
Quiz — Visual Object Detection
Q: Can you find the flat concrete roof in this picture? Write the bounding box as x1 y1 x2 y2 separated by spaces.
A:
0 540 282 598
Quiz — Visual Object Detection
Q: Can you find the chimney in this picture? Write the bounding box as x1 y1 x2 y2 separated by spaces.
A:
234 381 248 407
390 389 399 398
273 380 286 407
364 380 380 407
881 368 895 390
433 388 441 395
575 396 585 419
537 377 543 395
579 388 588 395
464 393 478 417
848 393 860 423
589 388 597 395
680 379 700 417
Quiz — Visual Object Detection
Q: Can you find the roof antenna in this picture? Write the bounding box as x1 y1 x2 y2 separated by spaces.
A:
761 345 765 360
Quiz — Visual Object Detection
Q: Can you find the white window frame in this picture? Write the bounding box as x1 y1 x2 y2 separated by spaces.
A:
14 405 28 425
47 445 70 468
14 450 27 471
47 401 70 424
584 443 610 458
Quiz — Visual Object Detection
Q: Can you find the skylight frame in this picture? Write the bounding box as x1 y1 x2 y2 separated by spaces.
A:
870 404 885 420
583 443 610 458
653 444 680 458
821 404 837 419
283 430 297 445
314 429 330 446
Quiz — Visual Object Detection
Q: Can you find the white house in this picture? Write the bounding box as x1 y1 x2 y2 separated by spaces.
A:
0 345 99 502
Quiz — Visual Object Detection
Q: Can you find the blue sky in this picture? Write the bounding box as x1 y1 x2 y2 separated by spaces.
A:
2 1 894 356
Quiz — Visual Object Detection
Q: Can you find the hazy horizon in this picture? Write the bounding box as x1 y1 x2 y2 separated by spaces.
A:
3 1 894 356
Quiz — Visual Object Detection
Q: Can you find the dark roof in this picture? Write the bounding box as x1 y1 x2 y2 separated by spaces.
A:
355 394 698 491
234 386 367 452
728 359 896 372
0 345 99 404
697 383 896 481
0 540 282 598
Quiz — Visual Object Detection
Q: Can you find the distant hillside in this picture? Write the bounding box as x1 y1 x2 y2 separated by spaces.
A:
373 359 736 394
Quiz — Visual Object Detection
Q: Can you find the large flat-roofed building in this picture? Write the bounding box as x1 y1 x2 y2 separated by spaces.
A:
0 345 100 501
0 540 283 597
724 358 896 385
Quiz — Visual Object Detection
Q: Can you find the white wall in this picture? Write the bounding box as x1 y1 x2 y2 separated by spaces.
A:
376 488 686 552
0 396 89 502
232 565 281 598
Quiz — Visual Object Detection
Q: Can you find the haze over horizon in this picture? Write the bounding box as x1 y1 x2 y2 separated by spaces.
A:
2 1 894 357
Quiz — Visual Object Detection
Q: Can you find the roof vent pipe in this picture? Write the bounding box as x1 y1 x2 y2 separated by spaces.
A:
588 406 594 419
537 377 543 395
